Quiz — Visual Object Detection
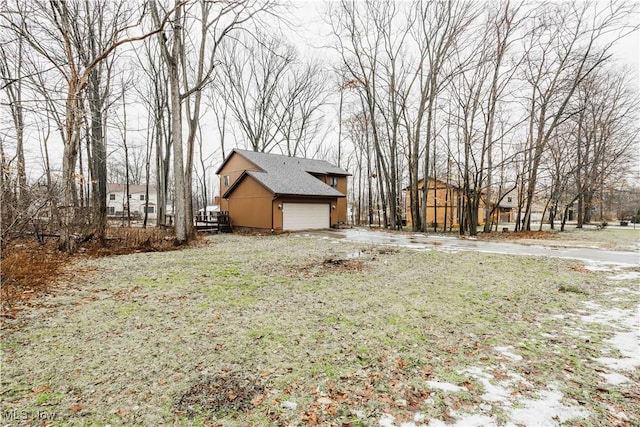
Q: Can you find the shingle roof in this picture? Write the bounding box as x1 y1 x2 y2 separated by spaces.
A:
232 149 350 176
221 149 349 198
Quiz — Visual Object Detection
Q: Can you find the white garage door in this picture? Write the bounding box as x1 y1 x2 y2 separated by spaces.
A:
283 203 330 231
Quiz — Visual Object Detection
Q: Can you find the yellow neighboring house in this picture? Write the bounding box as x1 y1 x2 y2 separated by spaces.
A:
404 178 485 229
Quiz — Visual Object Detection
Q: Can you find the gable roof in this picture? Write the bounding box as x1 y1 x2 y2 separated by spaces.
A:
216 149 350 176
403 177 462 191
219 149 349 198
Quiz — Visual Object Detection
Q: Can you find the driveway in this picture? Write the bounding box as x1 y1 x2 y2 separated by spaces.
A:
306 228 640 268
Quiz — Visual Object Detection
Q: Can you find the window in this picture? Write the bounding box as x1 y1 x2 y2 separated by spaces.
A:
223 175 230 187
329 176 338 187
507 197 513 203
144 206 155 214
108 206 115 215
140 194 145 201
109 194 115 200
128 194 131 199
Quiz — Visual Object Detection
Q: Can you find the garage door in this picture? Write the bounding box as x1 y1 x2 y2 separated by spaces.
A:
282 203 330 231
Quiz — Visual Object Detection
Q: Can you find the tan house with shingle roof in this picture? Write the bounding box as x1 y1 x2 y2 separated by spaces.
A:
216 149 350 232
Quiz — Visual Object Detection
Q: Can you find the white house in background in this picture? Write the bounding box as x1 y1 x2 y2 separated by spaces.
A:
106 183 158 220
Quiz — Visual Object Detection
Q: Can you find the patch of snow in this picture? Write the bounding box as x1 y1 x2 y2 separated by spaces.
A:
540 332 558 339
581 305 640 372
379 414 396 427
460 367 513 404
581 306 634 328
582 300 601 311
600 372 630 385
459 367 589 426
596 354 639 372
606 404 630 421
353 409 366 419
507 387 589 426
608 271 640 281
583 264 614 272
378 413 423 427
428 413 498 427
426 381 467 392
413 412 426 423
604 287 640 296
494 346 523 361
479 403 492 412
280 401 297 410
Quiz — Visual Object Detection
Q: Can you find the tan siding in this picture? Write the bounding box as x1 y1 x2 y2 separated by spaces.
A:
272 200 283 233
405 179 485 228
310 174 348 224
335 176 348 223
218 153 260 212
227 177 273 229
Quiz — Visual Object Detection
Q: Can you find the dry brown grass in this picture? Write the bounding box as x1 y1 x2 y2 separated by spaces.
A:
0 227 201 318
478 230 558 240
0 239 70 318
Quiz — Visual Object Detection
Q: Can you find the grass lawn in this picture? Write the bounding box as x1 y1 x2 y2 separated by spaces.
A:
1 233 638 426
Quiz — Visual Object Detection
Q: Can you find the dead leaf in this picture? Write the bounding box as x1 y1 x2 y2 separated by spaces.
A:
326 402 338 416
114 407 130 417
32 385 51 395
251 394 265 406
420 365 434 379
303 410 319 425
69 403 84 413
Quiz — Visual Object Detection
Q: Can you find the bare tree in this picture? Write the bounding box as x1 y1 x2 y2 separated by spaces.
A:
558 69 639 229
1 0 166 250
150 0 275 245
216 33 327 157
329 0 400 228
517 0 638 231
405 0 478 232
0 41 27 213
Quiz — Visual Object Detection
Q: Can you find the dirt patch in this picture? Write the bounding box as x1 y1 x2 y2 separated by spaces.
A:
174 370 266 418
285 257 367 278
280 246 399 278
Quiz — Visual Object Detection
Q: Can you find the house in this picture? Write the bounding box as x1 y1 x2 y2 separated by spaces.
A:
488 189 516 224
404 177 485 229
107 183 157 220
216 149 350 232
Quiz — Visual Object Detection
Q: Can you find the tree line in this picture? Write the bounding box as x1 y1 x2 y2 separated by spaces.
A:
1 0 638 252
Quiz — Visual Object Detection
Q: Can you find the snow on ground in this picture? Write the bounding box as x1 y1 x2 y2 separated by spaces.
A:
324 228 640 427
425 381 468 392
581 301 640 374
507 387 589 426
379 285 639 427
380 360 588 427
493 345 523 361
600 372 631 385
609 271 640 281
